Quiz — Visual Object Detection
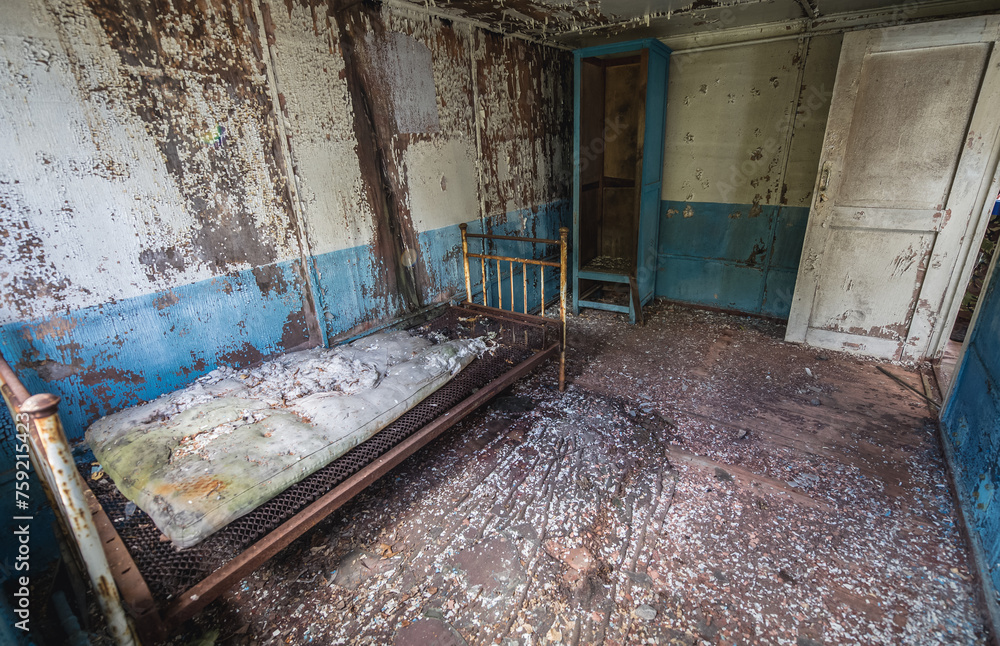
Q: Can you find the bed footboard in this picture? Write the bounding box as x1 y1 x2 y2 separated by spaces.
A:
0 358 142 645
459 224 569 390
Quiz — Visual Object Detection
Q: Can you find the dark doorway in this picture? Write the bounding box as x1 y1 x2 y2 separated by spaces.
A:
950 196 1000 343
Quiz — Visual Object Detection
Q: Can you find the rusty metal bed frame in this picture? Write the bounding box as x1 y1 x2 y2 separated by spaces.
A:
459 224 568 392
0 228 568 645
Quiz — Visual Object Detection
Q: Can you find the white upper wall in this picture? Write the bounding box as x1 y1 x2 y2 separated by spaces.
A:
662 33 842 207
0 0 300 324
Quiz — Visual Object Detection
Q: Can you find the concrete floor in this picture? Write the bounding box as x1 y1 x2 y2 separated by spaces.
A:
174 304 988 645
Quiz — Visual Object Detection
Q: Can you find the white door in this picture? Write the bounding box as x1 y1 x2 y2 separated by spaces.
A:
786 16 1000 361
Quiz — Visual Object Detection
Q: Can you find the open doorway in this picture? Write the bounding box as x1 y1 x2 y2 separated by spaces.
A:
937 193 1000 391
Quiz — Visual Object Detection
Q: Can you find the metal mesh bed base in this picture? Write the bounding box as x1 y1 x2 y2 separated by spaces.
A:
80 308 545 604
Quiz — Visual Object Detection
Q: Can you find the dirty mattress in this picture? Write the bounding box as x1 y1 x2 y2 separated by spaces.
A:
86 331 486 548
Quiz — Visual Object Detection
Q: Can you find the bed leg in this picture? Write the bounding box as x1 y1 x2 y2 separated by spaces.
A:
559 227 569 392
22 395 140 646
459 223 472 304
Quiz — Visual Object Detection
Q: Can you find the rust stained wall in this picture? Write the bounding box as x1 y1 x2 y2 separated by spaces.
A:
381 11 485 300
332 0 426 311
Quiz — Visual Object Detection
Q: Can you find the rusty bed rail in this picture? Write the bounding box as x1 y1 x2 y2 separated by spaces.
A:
459 224 569 391
0 354 140 645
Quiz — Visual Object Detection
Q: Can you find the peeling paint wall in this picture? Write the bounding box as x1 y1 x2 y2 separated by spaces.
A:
264 1 570 342
0 0 572 458
474 31 571 229
942 255 1000 610
473 25 572 311
0 0 318 449
657 34 842 318
1 1 305 315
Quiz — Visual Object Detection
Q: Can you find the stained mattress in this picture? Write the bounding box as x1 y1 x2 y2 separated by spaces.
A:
86 331 486 548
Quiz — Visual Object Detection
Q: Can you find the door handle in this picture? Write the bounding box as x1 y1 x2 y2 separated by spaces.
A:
818 162 832 202
818 162 831 192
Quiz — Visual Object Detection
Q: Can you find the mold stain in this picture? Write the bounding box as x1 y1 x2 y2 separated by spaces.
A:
745 241 767 267
139 246 187 282
252 264 290 298
22 357 85 382
0 218 74 316
153 291 180 310
281 309 309 349
218 342 266 368
80 366 146 388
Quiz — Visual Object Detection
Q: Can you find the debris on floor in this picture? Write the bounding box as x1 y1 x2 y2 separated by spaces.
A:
169 304 987 645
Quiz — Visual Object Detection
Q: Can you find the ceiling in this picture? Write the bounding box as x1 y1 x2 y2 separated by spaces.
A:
388 0 1000 49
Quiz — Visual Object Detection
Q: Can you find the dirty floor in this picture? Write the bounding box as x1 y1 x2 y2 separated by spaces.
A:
172 304 987 645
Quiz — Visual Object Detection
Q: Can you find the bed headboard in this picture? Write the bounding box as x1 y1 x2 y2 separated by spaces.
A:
459 224 569 391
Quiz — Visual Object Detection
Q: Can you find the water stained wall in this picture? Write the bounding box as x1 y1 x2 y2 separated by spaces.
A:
1 0 306 317
472 25 572 308
264 0 570 341
0 0 572 457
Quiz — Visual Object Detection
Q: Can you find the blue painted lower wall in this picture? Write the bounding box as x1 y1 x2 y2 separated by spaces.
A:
655 200 809 319
0 259 314 451
0 257 314 612
313 200 571 342
942 257 1000 605
411 201 570 317
482 201 570 314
